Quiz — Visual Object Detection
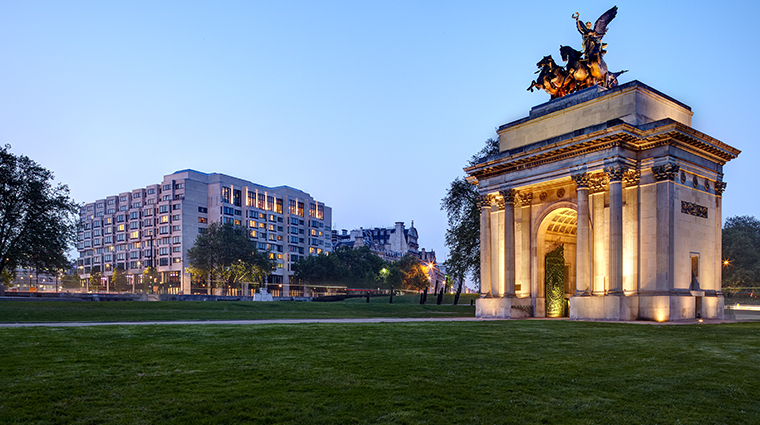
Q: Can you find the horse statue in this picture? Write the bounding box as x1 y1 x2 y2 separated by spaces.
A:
527 55 571 99
559 45 592 90
528 7 628 99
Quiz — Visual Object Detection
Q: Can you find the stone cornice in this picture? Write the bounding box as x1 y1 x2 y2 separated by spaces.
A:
465 120 740 183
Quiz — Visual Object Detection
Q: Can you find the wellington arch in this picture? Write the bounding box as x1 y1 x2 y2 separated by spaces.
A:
465 82 740 321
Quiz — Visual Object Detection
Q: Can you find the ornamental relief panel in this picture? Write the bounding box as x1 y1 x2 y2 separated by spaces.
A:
681 201 708 218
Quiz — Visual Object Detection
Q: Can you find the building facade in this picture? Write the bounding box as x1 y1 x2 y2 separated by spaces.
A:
332 221 445 289
76 169 332 295
466 82 740 321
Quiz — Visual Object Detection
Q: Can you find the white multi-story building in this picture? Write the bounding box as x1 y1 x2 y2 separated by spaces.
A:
76 169 332 295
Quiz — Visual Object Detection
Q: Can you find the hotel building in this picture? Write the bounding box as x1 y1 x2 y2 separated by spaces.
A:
76 169 332 295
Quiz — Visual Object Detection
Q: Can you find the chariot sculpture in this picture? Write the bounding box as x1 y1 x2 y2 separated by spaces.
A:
528 6 627 99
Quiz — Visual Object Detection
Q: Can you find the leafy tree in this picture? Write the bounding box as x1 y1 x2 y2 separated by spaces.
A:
89 269 104 292
292 253 344 285
60 272 82 291
141 266 160 293
441 138 499 296
111 266 129 292
723 215 760 289
0 144 78 278
186 222 274 295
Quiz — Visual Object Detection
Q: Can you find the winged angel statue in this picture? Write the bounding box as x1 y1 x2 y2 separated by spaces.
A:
528 6 627 99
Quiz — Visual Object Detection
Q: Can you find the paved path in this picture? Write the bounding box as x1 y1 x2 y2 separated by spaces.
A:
1 315 754 327
0 317 497 328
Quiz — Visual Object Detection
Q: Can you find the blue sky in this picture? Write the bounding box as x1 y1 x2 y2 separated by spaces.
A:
2 1 758 263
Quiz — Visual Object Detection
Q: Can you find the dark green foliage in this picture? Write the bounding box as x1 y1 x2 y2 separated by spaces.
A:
441 138 500 292
0 144 77 278
111 266 129 292
723 215 760 288
1 321 759 424
293 247 428 290
186 222 274 293
545 244 565 317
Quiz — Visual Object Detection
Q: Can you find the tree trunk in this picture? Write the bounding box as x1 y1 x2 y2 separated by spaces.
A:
389 286 394 304
207 271 212 295
437 289 443 305
454 277 463 305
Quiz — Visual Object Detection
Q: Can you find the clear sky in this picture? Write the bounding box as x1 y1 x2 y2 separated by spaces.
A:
2 1 758 264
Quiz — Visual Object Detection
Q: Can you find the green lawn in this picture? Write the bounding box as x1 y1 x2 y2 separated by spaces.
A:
0 294 478 323
1 321 759 424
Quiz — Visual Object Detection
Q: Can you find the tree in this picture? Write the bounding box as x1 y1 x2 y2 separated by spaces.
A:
723 215 760 289
60 272 82 291
0 144 78 278
186 222 274 295
89 269 103 292
441 138 499 296
141 267 160 293
111 266 129 292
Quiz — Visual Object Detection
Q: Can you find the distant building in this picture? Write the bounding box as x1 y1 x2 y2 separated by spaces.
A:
76 169 332 296
6 267 61 292
332 221 445 290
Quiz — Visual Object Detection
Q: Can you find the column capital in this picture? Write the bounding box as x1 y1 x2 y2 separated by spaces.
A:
477 194 492 208
623 169 641 187
517 192 533 206
571 172 591 189
715 179 727 196
604 165 628 182
651 162 680 181
499 189 517 203
495 197 505 210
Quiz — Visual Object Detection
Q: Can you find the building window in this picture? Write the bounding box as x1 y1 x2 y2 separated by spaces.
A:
130 231 140 239
247 192 256 207
223 207 234 216
198 206 208 213
691 254 700 288
172 236 181 244
222 187 231 204
159 258 169 266
162 195 171 201
159 205 169 213
233 189 242 207
159 226 169 234
120 196 127 202
163 184 171 191
117 215 125 223
250 230 257 238
199 217 208 224
161 215 169 223
130 222 139 230
174 183 184 189
172 225 181 231
130 212 139 220
133 193 141 199
173 204 181 210
147 188 156 195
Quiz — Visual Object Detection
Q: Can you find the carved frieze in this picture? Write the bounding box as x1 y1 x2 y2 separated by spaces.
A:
692 175 699 188
704 179 711 192
604 165 627 182
539 192 548 202
557 188 565 198
681 201 708 218
652 162 680 181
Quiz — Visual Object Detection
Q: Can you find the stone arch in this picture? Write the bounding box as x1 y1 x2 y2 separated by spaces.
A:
531 201 578 316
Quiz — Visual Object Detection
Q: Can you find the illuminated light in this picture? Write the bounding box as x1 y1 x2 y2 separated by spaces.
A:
698 319 704 323
723 259 730 267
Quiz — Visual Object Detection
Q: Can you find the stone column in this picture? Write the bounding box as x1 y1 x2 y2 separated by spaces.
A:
715 178 727 296
479 194 492 297
652 162 679 294
571 173 591 296
500 189 516 298
605 165 626 295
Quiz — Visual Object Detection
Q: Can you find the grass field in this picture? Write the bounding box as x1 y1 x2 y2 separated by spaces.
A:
1 320 759 424
0 294 478 323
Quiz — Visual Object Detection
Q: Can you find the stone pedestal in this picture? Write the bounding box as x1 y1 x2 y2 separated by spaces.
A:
569 295 638 321
476 297 512 318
